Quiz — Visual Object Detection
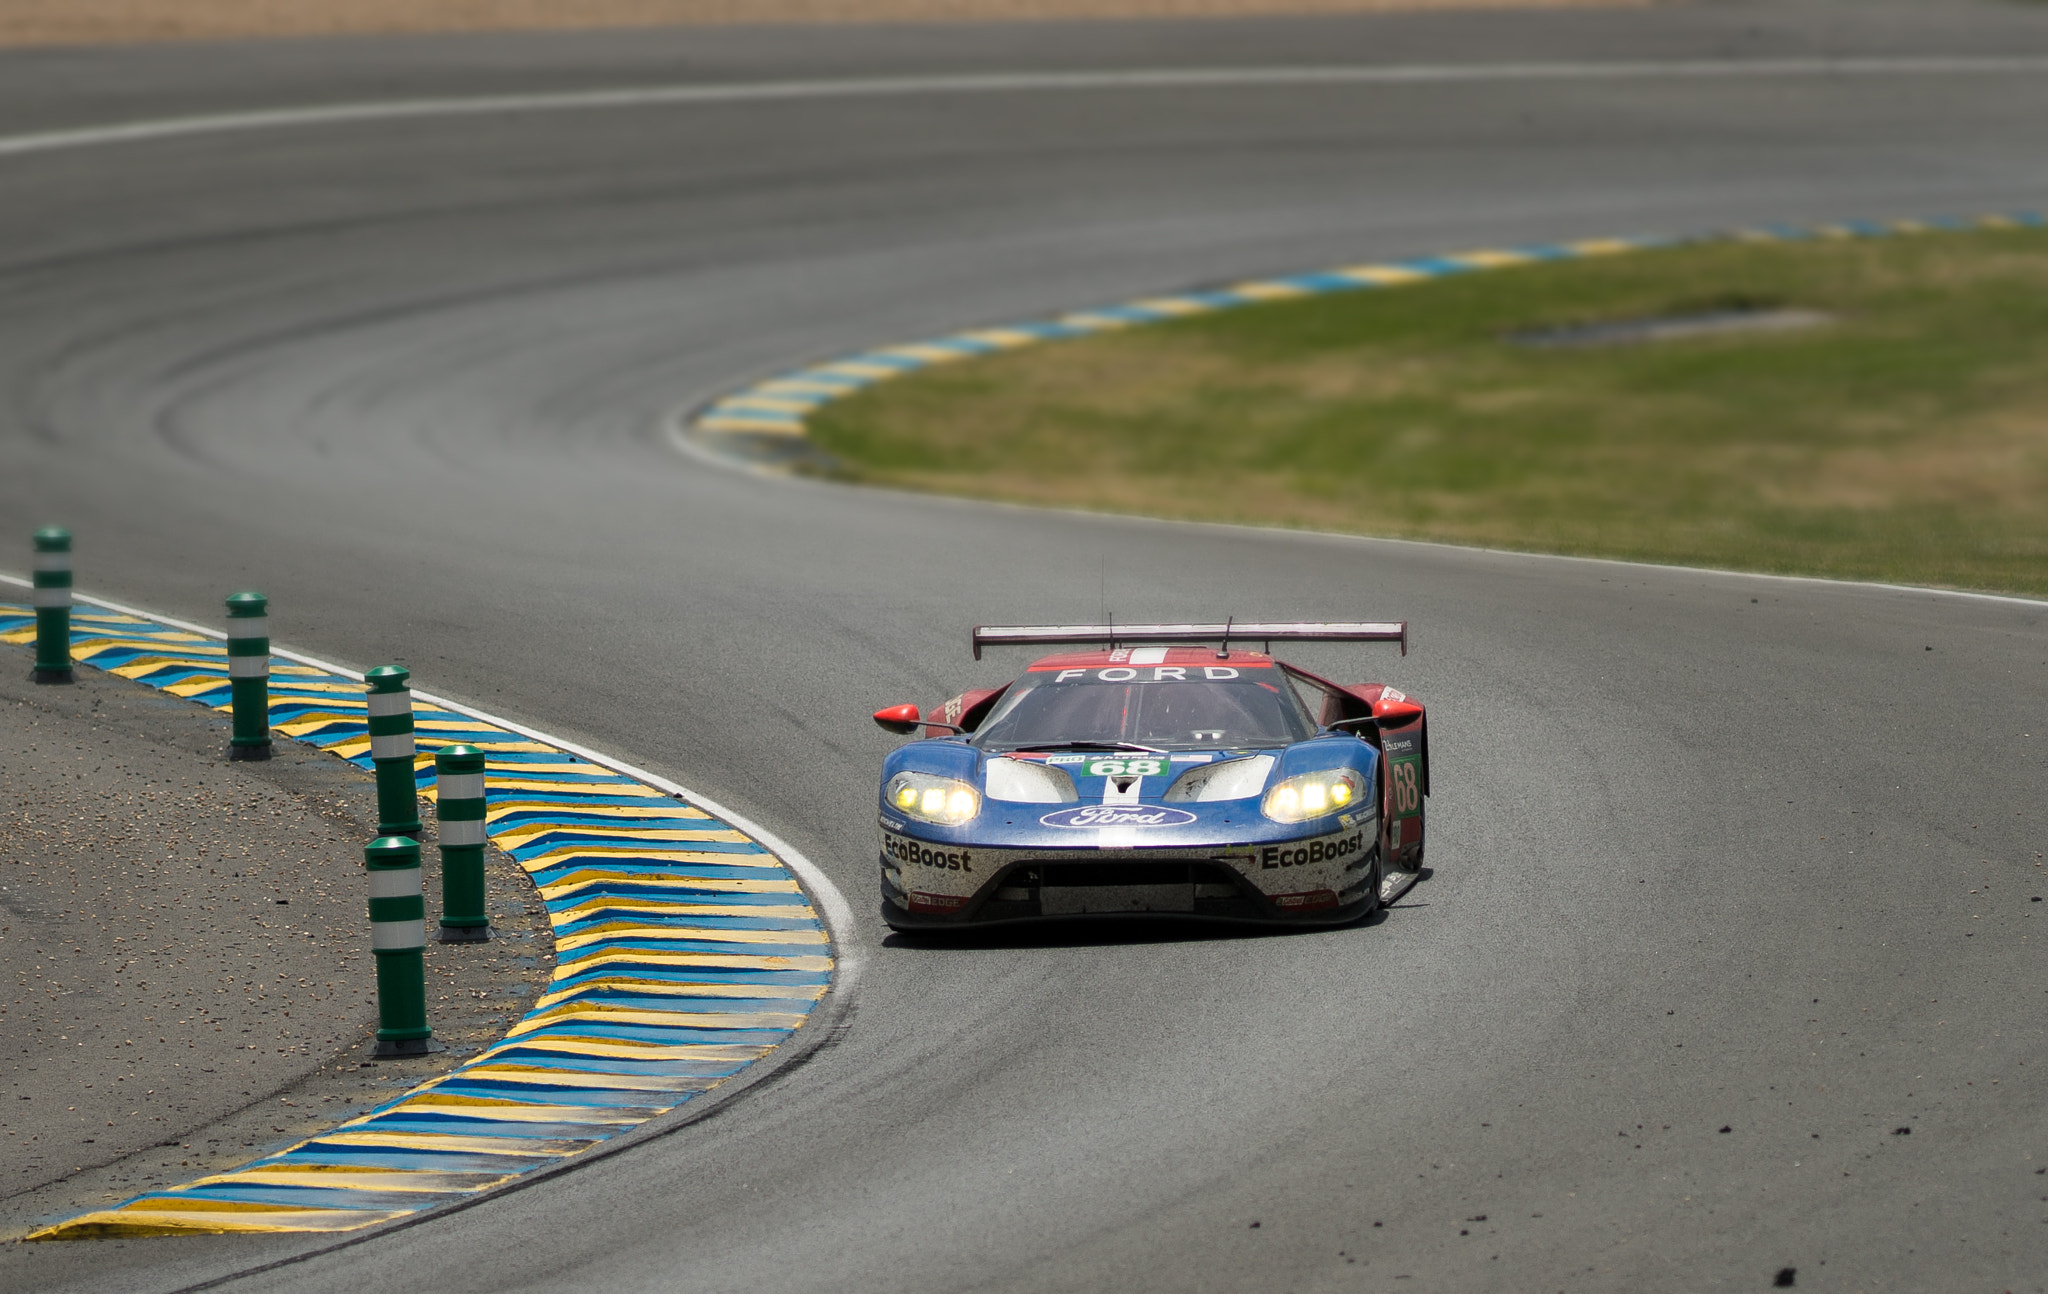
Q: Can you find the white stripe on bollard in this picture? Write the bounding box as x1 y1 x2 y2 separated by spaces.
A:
32 551 70 572
371 919 427 950
32 586 71 608
368 868 423 900
369 731 416 760
227 654 268 678
438 819 487 847
366 691 412 718
437 773 486 801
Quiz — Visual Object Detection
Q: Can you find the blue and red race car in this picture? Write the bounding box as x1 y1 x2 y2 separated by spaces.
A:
871 623 1428 929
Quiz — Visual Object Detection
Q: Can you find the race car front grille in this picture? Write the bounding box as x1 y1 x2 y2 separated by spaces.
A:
1039 861 1210 888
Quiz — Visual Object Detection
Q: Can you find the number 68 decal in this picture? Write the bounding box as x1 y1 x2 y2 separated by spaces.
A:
1086 758 1165 778
1387 756 1423 819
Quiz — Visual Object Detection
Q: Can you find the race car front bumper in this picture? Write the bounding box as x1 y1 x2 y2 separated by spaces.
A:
879 837 1381 929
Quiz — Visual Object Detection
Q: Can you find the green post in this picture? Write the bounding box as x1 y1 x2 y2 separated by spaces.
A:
365 665 422 837
435 744 491 942
224 591 272 760
30 528 72 684
365 835 431 1056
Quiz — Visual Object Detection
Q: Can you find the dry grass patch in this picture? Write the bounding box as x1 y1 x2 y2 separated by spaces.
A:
812 227 2048 595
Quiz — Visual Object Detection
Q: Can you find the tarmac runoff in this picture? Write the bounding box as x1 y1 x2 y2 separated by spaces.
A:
0 655 555 1238
0 592 839 1239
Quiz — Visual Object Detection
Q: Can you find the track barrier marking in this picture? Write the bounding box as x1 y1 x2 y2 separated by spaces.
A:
0 601 831 1239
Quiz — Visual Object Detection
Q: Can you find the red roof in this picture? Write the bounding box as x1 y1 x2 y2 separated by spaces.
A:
1026 646 1275 672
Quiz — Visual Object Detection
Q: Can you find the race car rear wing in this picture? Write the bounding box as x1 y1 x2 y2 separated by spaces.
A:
971 621 1407 660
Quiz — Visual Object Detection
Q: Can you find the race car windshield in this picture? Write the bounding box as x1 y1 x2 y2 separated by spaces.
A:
973 670 1314 752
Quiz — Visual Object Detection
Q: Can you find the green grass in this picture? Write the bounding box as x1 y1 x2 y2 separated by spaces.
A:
809 226 2048 596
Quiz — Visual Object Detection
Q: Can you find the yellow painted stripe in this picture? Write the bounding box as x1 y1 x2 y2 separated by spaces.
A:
1227 280 1312 300
506 1004 809 1036
472 1037 773 1063
310 1131 587 1155
387 1096 652 1123
533 978 825 1010
537 872 802 899
72 634 219 653
1451 249 1534 268
553 924 827 953
29 1206 406 1239
189 1168 508 1194
1565 238 1640 256
551 949 833 974
164 677 232 698
954 328 1041 349
881 343 975 363
1333 264 1430 285
430 1066 722 1092
489 801 713 822
551 898 815 922
484 779 666 798
495 825 748 849
1127 296 1215 317
520 842 760 870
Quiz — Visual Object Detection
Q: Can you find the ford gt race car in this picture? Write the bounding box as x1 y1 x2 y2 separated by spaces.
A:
871 623 1429 929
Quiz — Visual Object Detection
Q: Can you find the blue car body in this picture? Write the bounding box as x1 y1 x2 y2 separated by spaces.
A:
872 641 1428 929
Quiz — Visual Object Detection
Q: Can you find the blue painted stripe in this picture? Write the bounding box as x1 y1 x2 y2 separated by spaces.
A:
275 1147 548 1172
469 1051 756 1078
508 1020 794 1046
553 912 821 937
534 990 819 1014
557 935 825 960
422 1080 706 1106
339 1115 626 1140
138 1183 464 1210
545 961 830 986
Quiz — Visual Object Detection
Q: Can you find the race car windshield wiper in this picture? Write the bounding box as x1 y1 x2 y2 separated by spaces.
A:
1004 740 1168 754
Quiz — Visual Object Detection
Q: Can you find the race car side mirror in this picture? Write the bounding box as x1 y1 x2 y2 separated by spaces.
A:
873 704 923 735
1373 698 1424 727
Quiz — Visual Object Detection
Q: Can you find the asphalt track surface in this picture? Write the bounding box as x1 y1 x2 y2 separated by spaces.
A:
3 3 2047 1290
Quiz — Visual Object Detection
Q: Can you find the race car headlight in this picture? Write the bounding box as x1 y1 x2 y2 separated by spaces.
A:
1261 768 1366 824
983 757 1078 804
1163 755 1275 803
885 772 982 825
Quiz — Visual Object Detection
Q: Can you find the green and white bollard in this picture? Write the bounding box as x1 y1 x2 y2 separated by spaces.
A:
365 835 432 1057
30 528 72 684
224 592 272 761
366 665 423 837
435 744 491 943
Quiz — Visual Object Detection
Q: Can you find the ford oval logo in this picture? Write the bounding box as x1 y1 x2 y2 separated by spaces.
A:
1039 805 1199 829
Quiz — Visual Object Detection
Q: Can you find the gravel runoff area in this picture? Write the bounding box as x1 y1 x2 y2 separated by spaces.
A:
0 0 1637 49
0 636 552 1240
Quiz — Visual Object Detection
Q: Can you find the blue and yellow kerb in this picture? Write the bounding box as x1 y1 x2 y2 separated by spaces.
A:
0 600 830 1239
688 211 2047 463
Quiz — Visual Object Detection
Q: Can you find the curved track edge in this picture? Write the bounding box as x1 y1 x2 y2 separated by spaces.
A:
0 577 854 1243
